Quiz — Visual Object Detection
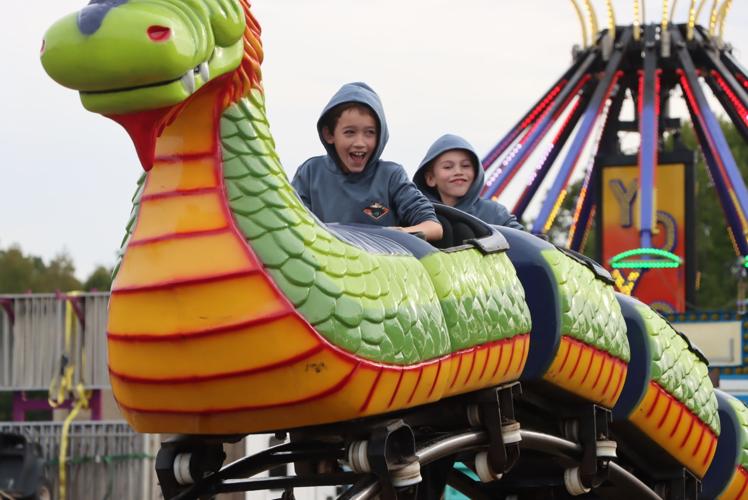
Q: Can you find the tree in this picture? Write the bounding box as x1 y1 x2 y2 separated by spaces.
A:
40 252 81 292
83 265 113 291
0 244 81 293
680 121 748 310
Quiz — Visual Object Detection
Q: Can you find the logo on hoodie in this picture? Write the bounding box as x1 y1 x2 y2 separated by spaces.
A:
363 202 390 221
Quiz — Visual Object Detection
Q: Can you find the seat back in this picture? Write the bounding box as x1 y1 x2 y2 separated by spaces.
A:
431 203 494 249
433 214 455 250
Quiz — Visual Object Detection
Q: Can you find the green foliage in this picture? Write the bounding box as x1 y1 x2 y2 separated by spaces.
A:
680 121 748 310
0 244 112 293
0 245 81 293
83 265 113 291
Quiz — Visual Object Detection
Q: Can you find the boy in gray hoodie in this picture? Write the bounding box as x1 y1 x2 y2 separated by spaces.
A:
413 134 524 230
292 83 442 241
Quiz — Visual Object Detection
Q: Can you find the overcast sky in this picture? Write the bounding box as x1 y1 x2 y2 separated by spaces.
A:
2 1 748 279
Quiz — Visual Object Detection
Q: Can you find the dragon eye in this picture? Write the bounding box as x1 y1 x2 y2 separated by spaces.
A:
147 25 171 42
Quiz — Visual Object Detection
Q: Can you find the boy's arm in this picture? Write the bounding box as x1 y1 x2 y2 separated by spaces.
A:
389 167 443 240
402 220 443 241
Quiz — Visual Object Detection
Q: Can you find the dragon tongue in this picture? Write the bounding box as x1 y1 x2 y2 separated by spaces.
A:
106 107 176 171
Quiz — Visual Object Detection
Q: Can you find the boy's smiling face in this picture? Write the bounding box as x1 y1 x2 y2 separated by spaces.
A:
425 149 476 206
322 107 378 174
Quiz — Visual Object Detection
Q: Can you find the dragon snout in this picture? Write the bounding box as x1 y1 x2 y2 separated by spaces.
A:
41 4 207 97
42 0 247 117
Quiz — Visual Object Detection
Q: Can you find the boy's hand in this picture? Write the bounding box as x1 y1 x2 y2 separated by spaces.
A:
401 220 443 242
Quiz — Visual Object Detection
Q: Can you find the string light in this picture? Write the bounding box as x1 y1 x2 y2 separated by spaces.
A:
612 261 681 269
718 0 733 46
709 70 748 126
708 0 719 37
605 0 616 40
610 248 682 269
544 189 568 233
569 0 589 48
687 0 697 40
483 83 565 189
568 92 614 245
611 269 642 295
582 0 599 39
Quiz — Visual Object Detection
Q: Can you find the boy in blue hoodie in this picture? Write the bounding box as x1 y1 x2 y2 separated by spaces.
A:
292 83 443 241
413 134 524 230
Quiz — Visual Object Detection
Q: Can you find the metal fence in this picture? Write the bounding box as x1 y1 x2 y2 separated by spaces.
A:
0 293 110 391
0 420 159 500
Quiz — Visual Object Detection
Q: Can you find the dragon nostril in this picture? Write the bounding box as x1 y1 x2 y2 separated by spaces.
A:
147 25 171 42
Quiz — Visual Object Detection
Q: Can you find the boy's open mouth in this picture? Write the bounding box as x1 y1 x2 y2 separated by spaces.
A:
349 152 367 166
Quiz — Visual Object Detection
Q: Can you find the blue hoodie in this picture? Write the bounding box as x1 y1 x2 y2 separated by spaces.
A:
413 134 524 230
292 83 438 227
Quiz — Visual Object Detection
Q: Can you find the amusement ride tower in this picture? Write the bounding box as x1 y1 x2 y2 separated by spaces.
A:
481 0 748 315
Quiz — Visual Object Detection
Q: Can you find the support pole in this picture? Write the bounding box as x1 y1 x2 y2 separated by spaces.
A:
483 51 598 199
704 71 748 143
513 83 593 219
638 25 660 249
694 28 748 112
568 75 627 252
533 29 632 235
720 48 748 85
481 67 577 173
673 27 748 255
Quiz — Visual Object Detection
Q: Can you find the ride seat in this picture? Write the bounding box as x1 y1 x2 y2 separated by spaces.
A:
431 204 508 254
326 204 508 258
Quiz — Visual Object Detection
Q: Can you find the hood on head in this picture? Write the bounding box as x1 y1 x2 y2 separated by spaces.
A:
316 82 389 175
413 134 485 209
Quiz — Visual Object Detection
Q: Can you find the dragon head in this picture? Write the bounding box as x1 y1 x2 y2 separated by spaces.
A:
41 0 262 169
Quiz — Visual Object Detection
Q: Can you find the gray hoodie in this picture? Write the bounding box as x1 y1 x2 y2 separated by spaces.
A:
413 134 524 230
291 83 438 227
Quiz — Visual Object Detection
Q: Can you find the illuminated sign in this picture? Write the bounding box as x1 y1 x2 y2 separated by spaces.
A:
601 163 688 312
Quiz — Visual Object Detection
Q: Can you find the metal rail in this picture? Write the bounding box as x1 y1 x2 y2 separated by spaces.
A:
0 421 157 500
343 429 660 499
